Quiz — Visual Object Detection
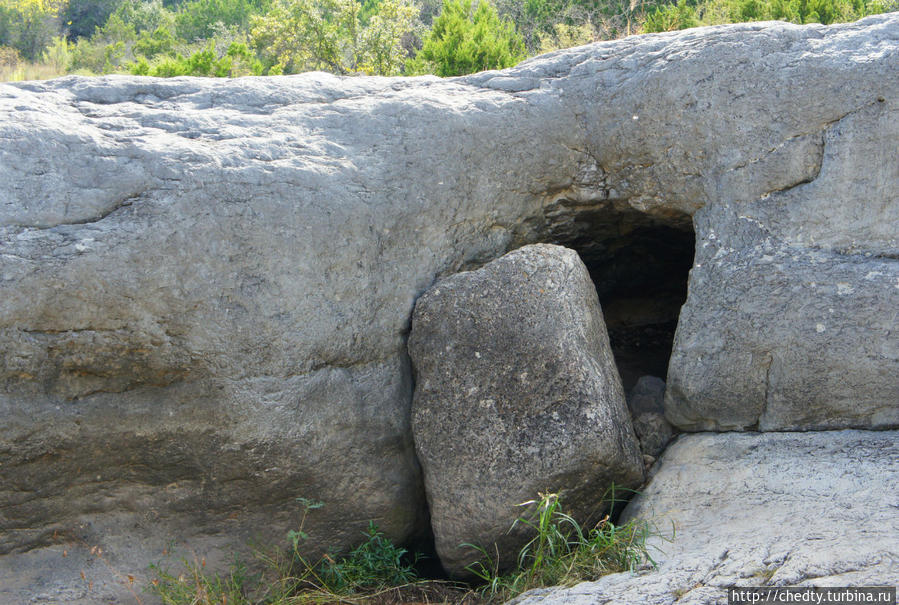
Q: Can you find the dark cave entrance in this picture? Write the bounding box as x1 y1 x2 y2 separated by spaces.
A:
546 201 696 393
408 200 697 582
409 204 697 583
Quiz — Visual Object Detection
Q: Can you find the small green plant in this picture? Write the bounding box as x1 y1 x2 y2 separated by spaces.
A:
318 522 421 593
465 489 665 602
286 496 324 551
147 496 471 604
285 498 426 597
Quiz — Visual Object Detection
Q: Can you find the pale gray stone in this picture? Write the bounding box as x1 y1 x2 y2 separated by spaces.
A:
0 14 897 601
408 244 644 577
664 65 899 431
512 430 899 605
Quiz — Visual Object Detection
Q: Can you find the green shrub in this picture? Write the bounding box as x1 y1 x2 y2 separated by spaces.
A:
111 0 176 35
40 33 70 69
66 12 137 72
131 40 262 76
317 522 421 593
133 25 175 57
0 43 20 65
0 0 59 60
537 21 594 53
69 37 128 73
250 0 419 75
643 0 699 32
408 0 525 76
62 0 125 39
175 0 266 42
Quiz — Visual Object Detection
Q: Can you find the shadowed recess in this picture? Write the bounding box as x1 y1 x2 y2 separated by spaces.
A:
546 203 695 392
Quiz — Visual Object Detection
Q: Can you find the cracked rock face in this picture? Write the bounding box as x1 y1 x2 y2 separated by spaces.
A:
665 92 899 431
1 14 898 601
408 244 643 577
512 430 899 605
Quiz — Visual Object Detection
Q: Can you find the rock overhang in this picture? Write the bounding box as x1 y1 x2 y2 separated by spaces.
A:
1 13 898 601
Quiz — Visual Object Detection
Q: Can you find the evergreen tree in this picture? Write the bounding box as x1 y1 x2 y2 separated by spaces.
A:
410 0 525 76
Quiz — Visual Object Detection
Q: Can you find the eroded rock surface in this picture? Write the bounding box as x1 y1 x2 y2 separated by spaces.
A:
513 430 899 605
665 80 899 431
1 14 898 601
408 244 643 576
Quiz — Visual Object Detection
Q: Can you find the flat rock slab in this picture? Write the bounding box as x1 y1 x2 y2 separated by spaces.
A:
409 244 643 576
513 430 899 605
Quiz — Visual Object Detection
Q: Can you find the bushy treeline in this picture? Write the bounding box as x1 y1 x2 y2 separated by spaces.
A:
1 0 895 80
643 0 895 32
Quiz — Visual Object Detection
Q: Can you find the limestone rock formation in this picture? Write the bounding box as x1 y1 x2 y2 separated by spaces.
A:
512 430 899 605
1 14 898 601
408 244 643 576
666 124 899 430
663 39 899 430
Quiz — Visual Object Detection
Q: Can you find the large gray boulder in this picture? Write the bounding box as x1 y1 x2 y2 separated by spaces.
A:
513 430 899 605
658 19 899 431
408 244 644 576
665 97 899 430
1 14 898 601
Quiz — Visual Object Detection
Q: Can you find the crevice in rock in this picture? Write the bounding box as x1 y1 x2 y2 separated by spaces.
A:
14 191 145 231
406 521 451 581
757 353 775 430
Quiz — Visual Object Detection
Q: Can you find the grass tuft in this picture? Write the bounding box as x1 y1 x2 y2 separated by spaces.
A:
464 489 664 602
150 556 251 604
147 498 474 604
148 490 665 604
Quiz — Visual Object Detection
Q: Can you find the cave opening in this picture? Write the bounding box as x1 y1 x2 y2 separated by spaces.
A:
406 201 697 584
547 202 696 394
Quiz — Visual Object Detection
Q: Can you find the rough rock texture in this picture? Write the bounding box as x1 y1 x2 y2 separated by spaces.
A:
1 14 899 601
632 412 674 459
408 244 643 576
513 430 899 605
664 57 899 430
627 376 674 457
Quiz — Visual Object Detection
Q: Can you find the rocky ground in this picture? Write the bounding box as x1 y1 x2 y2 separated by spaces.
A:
514 430 899 604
